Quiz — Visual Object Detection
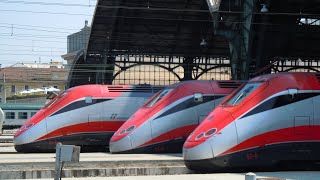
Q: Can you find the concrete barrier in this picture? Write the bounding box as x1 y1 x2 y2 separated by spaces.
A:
0 160 192 179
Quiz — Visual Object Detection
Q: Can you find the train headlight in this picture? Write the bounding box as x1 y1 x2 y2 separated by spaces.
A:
119 129 126 135
204 128 217 137
118 125 136 136
195 132 204 140
126 126 135 133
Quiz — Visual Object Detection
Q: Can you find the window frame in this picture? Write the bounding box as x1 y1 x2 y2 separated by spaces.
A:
145 89 173 108
224 82 263 106
5 112 15 119
18 112 28 119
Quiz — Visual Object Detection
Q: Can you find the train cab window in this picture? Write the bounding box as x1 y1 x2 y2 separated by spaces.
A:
5 112 15 119
18 112 28 119
145 89 173 107
44 91 68 108
225 82 262 105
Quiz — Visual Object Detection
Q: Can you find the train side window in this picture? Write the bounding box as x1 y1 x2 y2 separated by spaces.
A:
31 112 37 117
85 96 93 104
18 112 28 119
194 93 203 103
5 112 15 119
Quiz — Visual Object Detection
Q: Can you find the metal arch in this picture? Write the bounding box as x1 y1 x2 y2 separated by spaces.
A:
282 66 320 72
113 63 183 81
194 64 230 80
67 50 85 88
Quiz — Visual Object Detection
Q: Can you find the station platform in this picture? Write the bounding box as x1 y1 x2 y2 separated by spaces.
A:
19 172 320 180
0 145 187 179
0 138 319 179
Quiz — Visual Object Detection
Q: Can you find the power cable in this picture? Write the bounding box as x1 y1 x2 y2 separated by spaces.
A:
0 9 92 16
0 35 66 43
0 25 73 34
0 43 66 50
0 0 96 7
0 33 68 39
0 49 66 53
0 53 63 56
0 23 83 31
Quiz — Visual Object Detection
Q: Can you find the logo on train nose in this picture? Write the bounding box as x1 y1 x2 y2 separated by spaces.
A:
18 123 34 132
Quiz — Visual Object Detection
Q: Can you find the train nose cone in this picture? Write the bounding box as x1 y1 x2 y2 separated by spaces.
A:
183 140 214 161
109 135 133 153
13 130 28 146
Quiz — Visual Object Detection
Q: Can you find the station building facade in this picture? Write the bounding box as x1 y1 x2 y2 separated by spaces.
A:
0 63 68 102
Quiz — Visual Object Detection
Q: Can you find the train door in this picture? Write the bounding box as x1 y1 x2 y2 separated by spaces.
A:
287 89 313 136
87 96 103 128
313 92 320 130
194 93 207 124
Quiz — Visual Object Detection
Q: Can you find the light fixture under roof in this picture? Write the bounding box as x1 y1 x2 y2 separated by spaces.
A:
261 4 268 13
200 38 207 46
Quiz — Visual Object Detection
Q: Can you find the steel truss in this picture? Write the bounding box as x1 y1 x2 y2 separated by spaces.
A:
112 55 231 85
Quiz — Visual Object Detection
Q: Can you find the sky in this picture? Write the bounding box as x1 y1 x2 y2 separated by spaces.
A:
0 0 96 67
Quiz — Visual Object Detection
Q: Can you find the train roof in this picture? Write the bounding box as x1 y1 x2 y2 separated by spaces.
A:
166 80 243 89
250 72 320 82
70 84 164 93
0 103 45 110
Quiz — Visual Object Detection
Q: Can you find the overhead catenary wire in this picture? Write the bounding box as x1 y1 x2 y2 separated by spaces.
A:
0 53 63 57
0 35 67 43
0 25 74 34
0 23 87 31
0 49 66 53
0 0 96 7
0 33 70 39
0 43 66 50
0 9 93 16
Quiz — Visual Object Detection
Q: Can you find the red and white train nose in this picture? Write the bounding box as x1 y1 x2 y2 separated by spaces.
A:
183 109 238 170
110 119 153 153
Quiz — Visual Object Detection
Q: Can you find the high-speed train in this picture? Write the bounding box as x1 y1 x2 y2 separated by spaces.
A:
183 72 320 171
14 84 163 152
110 80 243 153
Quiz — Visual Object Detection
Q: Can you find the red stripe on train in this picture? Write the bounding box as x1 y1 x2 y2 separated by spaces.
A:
220 126 320 157
37 121 125 141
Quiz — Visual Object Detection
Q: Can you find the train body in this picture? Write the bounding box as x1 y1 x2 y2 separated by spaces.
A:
0 103 44 129
110 80 243 153
183 72 320 171
14 84 162 152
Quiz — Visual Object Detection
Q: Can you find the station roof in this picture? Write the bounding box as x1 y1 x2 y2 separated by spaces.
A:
86 0 230 58
216 0 320 59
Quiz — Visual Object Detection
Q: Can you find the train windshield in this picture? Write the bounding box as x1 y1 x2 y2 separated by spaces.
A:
224 82 262 105
43 91 68 108
145 89 173 107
